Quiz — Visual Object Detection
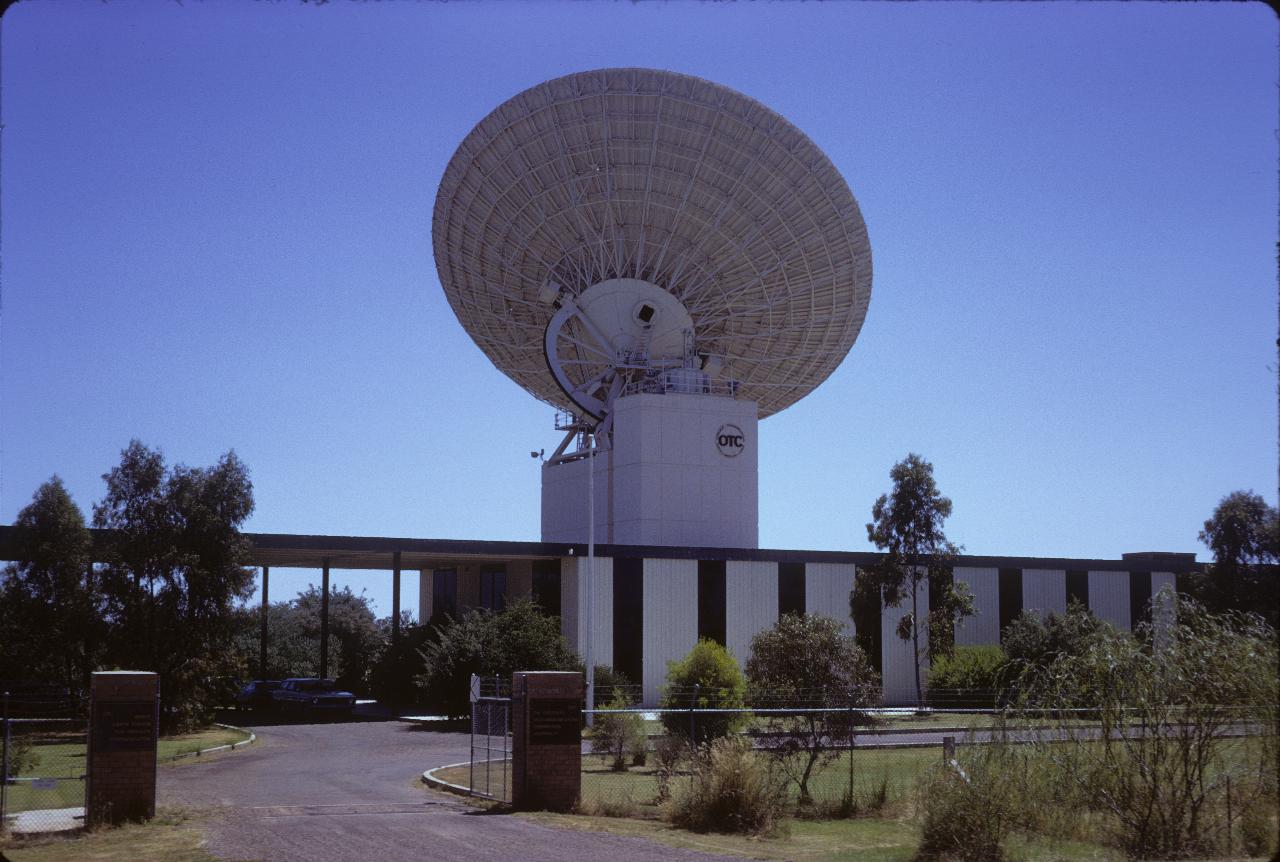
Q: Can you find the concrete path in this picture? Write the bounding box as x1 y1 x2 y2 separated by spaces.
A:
160 720 738 862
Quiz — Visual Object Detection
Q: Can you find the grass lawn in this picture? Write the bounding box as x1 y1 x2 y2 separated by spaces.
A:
1 808 222 862
2 726 252 815
522 812 1133 862
435 746 940 812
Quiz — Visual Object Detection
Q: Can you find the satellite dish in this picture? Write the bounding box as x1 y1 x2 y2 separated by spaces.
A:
433 68 872 425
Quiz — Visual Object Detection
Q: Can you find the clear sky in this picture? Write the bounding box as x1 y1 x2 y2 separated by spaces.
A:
2 1 1276 620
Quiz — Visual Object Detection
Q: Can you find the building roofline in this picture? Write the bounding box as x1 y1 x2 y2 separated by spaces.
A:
0 526 1206 573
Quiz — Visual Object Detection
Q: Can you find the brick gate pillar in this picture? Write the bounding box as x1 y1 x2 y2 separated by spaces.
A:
87 671 159 827
511 671 582 811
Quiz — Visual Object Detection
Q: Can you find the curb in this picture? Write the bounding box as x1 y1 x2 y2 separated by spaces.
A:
421 760 479 797
163 723 256 762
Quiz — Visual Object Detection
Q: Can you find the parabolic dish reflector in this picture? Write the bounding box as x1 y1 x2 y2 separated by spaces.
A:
432 67 872 419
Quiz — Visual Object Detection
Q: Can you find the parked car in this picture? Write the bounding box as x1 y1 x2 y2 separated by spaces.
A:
235 680 282 710
271 678 357 718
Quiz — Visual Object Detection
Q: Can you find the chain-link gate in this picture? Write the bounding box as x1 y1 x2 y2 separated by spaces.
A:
1 690 87 835
468 675 511 802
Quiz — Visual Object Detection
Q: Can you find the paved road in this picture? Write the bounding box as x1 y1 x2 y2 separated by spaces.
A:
160 720 738 862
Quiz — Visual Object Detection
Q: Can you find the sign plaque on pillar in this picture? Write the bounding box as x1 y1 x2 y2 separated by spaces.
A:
87 671 159 827
511 671 582 811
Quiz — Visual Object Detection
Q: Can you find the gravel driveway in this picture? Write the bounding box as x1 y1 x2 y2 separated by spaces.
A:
159 720 738 862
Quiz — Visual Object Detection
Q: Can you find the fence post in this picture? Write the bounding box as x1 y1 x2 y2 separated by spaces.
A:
1 691 9 826
689 684 699 745
943 735 956 762
847 696 855 798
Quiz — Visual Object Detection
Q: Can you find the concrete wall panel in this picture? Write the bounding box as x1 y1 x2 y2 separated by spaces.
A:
1089 571 1130 630
805 563 856 637
954 567 999 646
1022 569 1067 619
726 561 778 668
642 558 698 706
881 576 929 706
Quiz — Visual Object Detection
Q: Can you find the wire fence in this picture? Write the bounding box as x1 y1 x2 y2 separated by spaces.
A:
1 693 87 835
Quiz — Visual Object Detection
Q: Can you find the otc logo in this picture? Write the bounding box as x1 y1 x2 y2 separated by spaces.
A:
716 424 745 458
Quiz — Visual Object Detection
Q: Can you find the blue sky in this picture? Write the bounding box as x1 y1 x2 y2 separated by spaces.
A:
2 1 1275 619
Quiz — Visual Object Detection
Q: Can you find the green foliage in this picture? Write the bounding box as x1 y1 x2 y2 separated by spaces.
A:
925 646 1007 708
0 477 99 698
1000 601 1107 685
1012 592 1279 859
91 441 255 732
860 453 968 706
659 639 747 744
369 619 434 707
667 736 787 835
915 741 1030 862
1192 489 1280 625
233 586 385 694
588 692 646 771
746 613 881 802
418 599 580 718
590 663 635 707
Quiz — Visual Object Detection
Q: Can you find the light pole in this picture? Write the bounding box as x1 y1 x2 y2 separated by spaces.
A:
585 432 595 727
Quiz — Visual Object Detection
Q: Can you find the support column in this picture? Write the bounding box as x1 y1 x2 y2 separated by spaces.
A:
259 566 270 679
392 551 402 648
320 559 330 680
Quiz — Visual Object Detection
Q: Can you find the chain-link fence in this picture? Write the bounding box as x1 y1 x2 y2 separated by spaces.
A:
579 704 948 817
1 692 87 835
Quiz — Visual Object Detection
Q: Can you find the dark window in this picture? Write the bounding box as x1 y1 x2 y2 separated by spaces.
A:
778 562 805 617
697 560 727 646
1066 570 1089 609
1129 571 1152 631
532 559 562 619
851 573 883 679
998 568 1023 643
480 565 506 611
613 558 644 688
928 568 955 655
431 568 458 622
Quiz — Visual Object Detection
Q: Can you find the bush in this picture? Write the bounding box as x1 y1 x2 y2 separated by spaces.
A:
925 645 1006 708
666 737 787 835
588 692 646 771
418 599 580 717
745 613 881 803
915 740 1029 862
590 664 636 708
659 639 747 745
1012 593 1279 859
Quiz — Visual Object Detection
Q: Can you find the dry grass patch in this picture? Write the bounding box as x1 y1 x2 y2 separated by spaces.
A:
0 808 233 862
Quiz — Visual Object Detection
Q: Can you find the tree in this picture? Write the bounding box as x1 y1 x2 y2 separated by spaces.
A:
861 453 970 707
659 639 747 745
0 477 101 697
745 614 880 803
94 440 255 732
418 599 580 718
1195 490 1279 624
233 586 385 694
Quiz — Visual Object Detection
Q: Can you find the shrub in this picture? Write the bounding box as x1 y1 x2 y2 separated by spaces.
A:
745 613 881 803
925 645 1006 709
418 599 580 717
588 692 646 771
590 663 636 708
666 737 787 835
659 639 747 744
1012 593 1279 859
654 734 687 802
915 740 1029 862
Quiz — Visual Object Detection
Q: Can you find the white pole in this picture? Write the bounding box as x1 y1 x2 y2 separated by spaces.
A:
585 434 595 727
